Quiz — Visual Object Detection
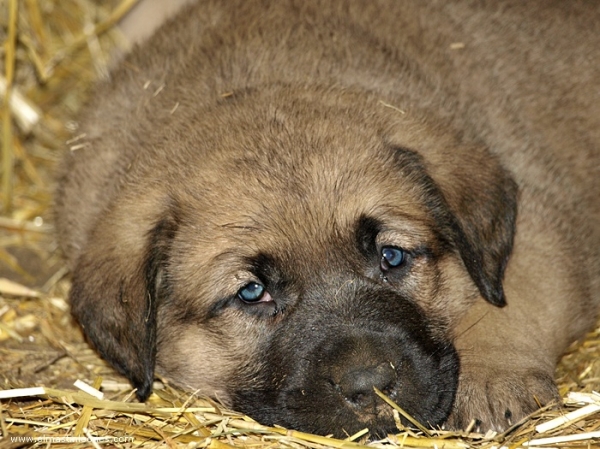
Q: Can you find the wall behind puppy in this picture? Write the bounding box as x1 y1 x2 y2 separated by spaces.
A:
118 0 197 47
0 1 599 448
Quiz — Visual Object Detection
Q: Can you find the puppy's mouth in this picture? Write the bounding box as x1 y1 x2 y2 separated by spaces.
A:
230 286 460 438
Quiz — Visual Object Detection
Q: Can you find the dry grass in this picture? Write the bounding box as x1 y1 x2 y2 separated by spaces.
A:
0 1 599 447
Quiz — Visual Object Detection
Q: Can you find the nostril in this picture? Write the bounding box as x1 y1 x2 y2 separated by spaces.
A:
381 383 394 396
337 361 397 406
350 392 366 406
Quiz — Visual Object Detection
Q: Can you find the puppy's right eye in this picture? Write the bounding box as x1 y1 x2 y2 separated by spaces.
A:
237 282 272 303
380 246 406 270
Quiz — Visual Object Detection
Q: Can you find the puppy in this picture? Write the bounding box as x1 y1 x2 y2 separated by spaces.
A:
55 0 600 437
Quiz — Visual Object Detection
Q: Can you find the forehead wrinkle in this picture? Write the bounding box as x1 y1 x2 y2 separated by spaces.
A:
218 216 263 234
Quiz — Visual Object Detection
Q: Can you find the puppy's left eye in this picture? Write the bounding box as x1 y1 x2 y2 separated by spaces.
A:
237 282 272 303
380 246 406 271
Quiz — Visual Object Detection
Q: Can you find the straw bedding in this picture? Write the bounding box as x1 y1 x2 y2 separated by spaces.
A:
1 1 599 447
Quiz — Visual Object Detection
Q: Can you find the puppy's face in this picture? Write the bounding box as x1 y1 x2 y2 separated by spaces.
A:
69 87 517 437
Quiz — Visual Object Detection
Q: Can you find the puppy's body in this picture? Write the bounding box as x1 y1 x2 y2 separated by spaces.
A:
56 0 600 436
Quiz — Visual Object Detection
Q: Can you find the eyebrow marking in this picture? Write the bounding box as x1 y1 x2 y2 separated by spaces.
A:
354 214 382 259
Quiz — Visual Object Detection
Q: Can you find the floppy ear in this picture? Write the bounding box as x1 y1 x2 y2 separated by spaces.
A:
69 198 176 401
393 143 517 307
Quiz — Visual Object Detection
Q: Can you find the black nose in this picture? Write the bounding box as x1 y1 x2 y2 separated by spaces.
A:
338 361 397 408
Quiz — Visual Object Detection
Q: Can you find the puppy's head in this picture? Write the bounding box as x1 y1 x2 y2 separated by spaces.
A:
69 87 517 437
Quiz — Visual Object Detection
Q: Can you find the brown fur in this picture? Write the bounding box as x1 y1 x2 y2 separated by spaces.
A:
55 0 600 436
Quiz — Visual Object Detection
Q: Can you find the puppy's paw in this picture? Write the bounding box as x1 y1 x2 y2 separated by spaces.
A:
446 367 560 432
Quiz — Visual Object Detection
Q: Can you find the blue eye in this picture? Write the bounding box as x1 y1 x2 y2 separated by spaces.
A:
381 246 405 270
238 282 266 303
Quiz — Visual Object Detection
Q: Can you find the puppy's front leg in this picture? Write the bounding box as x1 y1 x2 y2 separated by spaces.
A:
449 302 560 432
448 210 593 432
